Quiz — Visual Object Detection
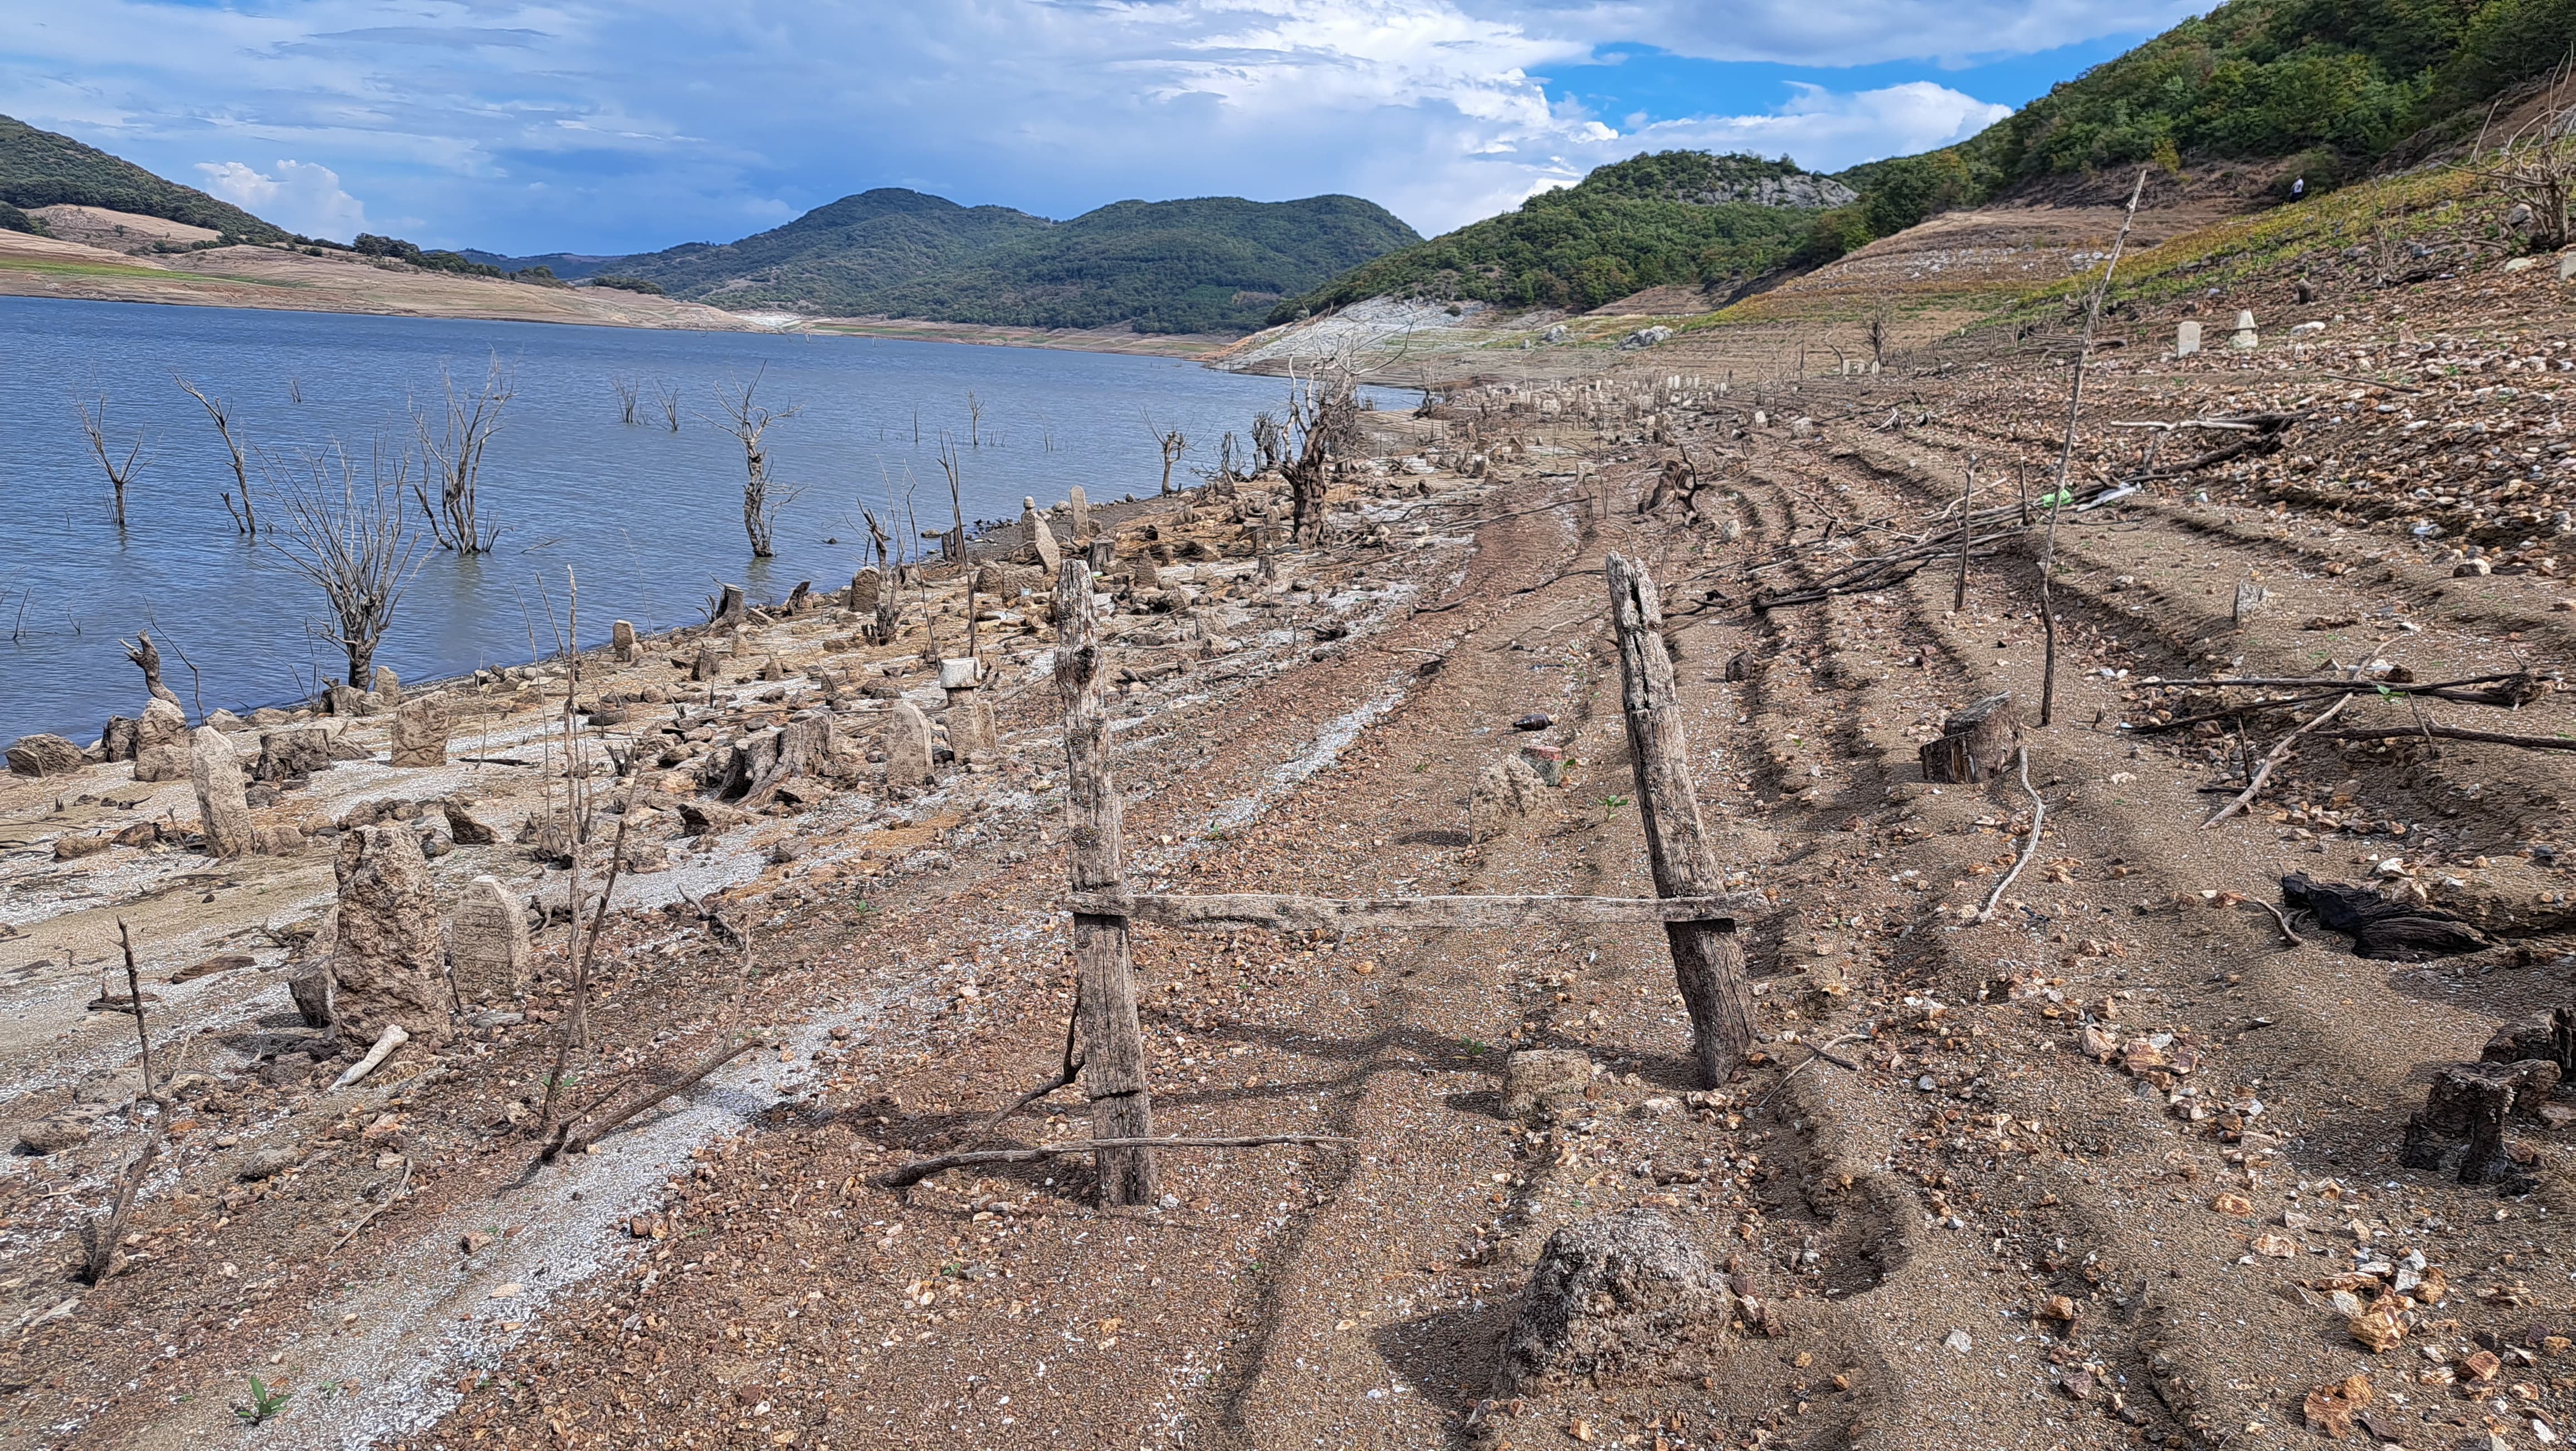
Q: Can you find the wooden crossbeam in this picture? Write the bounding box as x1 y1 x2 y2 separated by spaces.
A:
1072 892 1756 933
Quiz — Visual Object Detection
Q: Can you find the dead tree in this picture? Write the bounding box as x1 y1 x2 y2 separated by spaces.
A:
76 395 148 529
2470 59 2576 251
653 379 682 432
2037 167 2146 727
1251 411 1285 473
706 366 802 558
1281 349 1360 548
174 376 256 533
1867 300 1894 369
611 375 642 425
1148 418 1186 494
412 354 513 553
266 441 426 688
120 631 182 708
936 435 975 658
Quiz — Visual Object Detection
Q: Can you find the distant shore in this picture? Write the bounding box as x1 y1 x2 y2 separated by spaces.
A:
0 229 1242 358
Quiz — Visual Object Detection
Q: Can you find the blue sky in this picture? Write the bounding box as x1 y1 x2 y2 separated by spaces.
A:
1 2 2202 255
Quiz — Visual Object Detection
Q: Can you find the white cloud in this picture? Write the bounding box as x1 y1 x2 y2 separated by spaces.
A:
0 1 2178 249
196 159 370 240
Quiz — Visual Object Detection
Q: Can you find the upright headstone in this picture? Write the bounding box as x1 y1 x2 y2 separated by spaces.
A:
189 726 255 858
612 620 638 663
446 874 531 1005
847 569 881 615
942 660 997 759
691 639 721 683
885 700 935 788
1067 485 1094 540
389 694 450 768
2231 310 2259 350
2175 320 2202 357
370 665 402 707
1022 496 1063 573
330 825 453 1045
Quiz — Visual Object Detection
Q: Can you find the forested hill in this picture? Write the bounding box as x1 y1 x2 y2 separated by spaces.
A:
481 189 1421 334
0 114 287 241
1271 153 1852 318
1279 0 2576 320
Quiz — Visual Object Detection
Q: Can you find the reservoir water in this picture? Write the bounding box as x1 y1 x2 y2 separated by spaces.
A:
0 296 1297 743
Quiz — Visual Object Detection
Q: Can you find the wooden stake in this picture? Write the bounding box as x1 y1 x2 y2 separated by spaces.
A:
1953 456 1977 612
1055 559 1158 1204
1604 554 1756 1087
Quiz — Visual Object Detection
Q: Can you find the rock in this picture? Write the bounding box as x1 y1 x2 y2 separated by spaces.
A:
135 697 187 753
442 798 499 845
15 1117 90 1155
1470 754 1546 844
101 715 138 763
237 1147 300 1181
254 728 332 783
886 700 935 788
2232 580 2267 620
2175 319 2202 357
325 681 370 717
329 825 454 1046
690 640 721 684
190 727 256 858
677 800 750 836
6 734 85 778
2455 558 2492 577
1520 742 1566 786
371 665 402 706
447 875 532 1005
112 821 160 848
1618 325 1672 350
1067 484 1094 539
846 568 881 615
1494 1210 1733 1393
389 695 450 768
1501 1048 1594 1119
53 834 113 861
1022 496 1063 573
612 620 638 663
204 709 246 732
255 824 306 855
130 743 188 783
287 961 334 1029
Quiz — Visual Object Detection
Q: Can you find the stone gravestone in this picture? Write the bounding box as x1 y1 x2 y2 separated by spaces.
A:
939 659 996 759
612 620 639 663
885 700 935 789
2175 319 2201 357
189 727 256 858
389 695 450 768
1021 496 1063 573
2231 310 2259 350
446 874 531 1005
1067 485 1094 540
370 665 402 707
330 825 453 1046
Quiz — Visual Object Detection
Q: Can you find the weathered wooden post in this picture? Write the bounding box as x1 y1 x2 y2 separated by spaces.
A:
1606 553 1757 1087
1055 559 1159 1202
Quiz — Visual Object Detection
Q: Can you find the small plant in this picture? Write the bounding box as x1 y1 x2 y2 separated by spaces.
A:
1598 793 1633 821
236 1375 292 1425
1458 1038 1492 1056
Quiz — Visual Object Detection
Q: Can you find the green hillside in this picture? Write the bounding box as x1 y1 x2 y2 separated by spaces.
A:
1812 0 2576 261
0 113 287 241
1272 153 1849 319
857 194 1421 334
603 188 1052 308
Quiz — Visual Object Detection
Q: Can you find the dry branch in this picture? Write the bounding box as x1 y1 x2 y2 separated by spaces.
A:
874 1134 1355 1190
1074 892 1755 932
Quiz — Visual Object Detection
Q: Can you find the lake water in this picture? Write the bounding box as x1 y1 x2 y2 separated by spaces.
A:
0 296 1299 743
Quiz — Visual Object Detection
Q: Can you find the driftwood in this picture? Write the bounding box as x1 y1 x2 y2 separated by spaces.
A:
2126 673 2542 732
874 1134 1354 1190
1074 892 1754 932
2311 724 2576 752
2202 668 2368 827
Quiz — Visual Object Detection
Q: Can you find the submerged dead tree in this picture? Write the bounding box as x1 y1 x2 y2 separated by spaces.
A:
412 354 513 553
75 395 149 530
267 441 427 688
174 376 256 533
706 366 801 558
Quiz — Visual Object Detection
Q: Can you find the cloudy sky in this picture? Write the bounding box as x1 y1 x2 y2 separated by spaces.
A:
1 0 2200 255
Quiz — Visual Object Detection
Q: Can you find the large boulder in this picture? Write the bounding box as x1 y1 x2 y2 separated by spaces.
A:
329 826 453 1046
6 734 85 778
1494 1210 1735 1394
189 728 256 858
389 695 450 768
255 728 333 784
446 874 531 1005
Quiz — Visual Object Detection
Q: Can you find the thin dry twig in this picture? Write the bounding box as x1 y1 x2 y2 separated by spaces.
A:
874 1134 1355 1190
326 1157 414 1257
1975 747 2046 923
540 1034 770 1163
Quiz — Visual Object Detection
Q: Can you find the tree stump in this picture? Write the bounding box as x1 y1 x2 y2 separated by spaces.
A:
1920 692 2019 783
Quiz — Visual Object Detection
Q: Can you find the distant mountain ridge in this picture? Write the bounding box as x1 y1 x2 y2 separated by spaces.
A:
481 187 1419 334
0 113 287 242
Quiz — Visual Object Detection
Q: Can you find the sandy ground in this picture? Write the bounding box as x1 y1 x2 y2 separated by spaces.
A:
7 182 2576 1451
